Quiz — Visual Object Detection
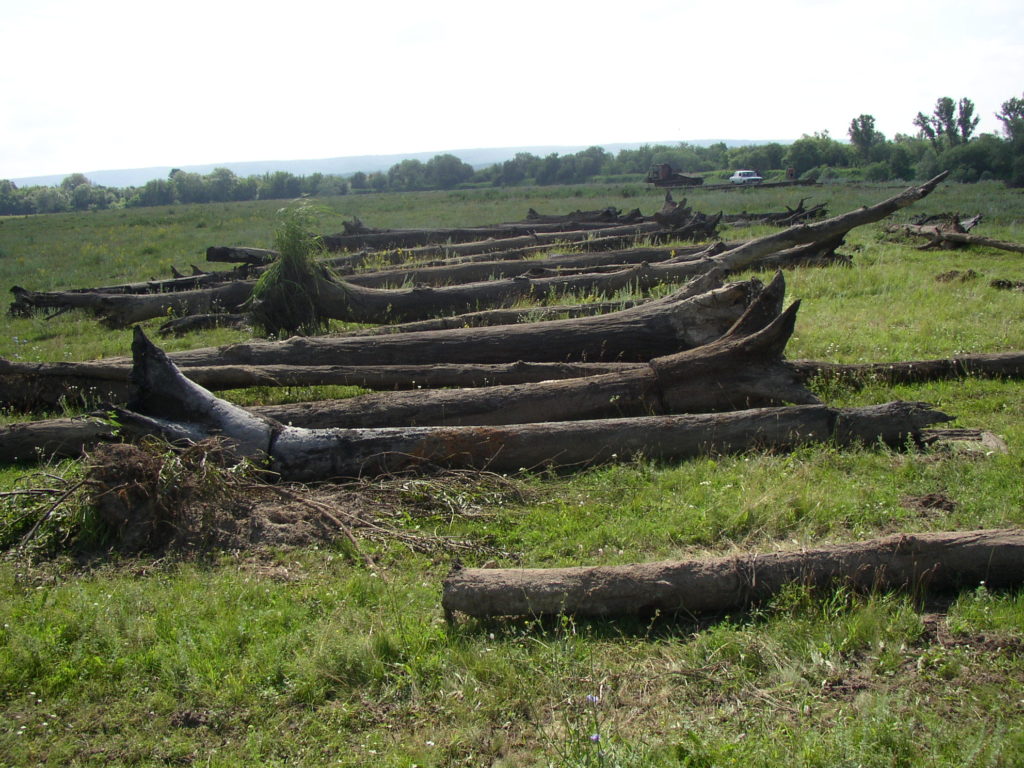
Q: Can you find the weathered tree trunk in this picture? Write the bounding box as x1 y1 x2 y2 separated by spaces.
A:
115 325 950 482
0 357 640 411
708 172 948 273
9 281 254 328
205 246 279 266
252 274 815 428
788 352 1024 387
342 245 720 289
0 417 117 464
441 529 1024 619
157 271 754 367
897 227 1024 254
9 344 1023 416
319 220 661 252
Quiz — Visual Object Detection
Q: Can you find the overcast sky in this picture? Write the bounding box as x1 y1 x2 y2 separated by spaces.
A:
3 0 1022 180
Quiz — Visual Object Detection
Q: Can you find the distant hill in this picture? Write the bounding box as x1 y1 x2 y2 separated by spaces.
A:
10 140 789 189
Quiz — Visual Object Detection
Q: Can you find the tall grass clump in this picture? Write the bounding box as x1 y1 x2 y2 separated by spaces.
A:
249 204 335 337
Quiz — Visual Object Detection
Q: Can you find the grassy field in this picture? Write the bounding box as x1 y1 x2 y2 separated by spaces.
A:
1 181 1023 767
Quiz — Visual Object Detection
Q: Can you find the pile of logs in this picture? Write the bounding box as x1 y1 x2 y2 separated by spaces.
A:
7 171 1021 617
888 212 1024 254
7 195 849 331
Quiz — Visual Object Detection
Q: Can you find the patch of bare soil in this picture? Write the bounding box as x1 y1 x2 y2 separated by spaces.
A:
900 492 957 517
935 269 978 282
991 278 1024 291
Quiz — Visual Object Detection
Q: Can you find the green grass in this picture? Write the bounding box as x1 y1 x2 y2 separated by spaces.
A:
1 180 1024 766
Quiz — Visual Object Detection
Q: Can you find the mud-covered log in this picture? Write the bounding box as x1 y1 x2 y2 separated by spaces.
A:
441 529 1024 619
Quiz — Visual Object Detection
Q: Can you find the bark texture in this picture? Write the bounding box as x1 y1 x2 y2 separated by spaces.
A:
441 529 1024 618
115 326 950 482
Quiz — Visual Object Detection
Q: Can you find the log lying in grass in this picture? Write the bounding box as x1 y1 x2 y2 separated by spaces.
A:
254 275 815 428
441 529 1024 619
319 220 661 252
113 323 951 481
161 270 754 367
0 356 640 412
9 281 254 328
788 352 1024 388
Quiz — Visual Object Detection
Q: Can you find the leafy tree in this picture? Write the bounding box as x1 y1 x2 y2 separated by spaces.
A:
848 114 883 162
783 132 851 176
206 168 238 202
956 98 980 144
171 170 209 203
728 143 785 172
915 97 979 148
260 171 301 200
60 173 91 191
534 154 562 185
0 180 30 215
386 159 426 190
996 93 1024 142
424 154 474 189
133 178 175 207
349 171 368 190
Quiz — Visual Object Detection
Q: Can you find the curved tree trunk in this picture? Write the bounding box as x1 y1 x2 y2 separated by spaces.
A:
111 324 952 483
441 529 1024 619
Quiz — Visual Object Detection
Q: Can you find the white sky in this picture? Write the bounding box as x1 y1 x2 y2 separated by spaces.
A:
3 0 1022 180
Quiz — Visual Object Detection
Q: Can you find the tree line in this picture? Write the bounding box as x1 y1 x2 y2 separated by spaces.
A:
2 93 1022 216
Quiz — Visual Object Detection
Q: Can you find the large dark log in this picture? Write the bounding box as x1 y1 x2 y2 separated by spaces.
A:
441 529 1024 619
319 220 660 252
159 270 754 367
9 281 254 328
342 245 720 289
116 326 950 482
9 344 1024 417
254 275 814 428
0 357 639 412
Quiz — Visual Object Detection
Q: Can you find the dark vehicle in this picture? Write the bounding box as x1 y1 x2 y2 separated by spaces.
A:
646 163 704 187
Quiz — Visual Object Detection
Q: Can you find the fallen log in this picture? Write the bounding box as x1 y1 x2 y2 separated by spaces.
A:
342 244 719 289
710 172 948 273
319 220 658 252
788 351 1024 387
205 246 279 266
159 270 753 367
0 357 639 412
9 281 254 328
116 326 951 482
441 529 1024 619
902 228 1024 254
9 344 1023 417
251 274 814 429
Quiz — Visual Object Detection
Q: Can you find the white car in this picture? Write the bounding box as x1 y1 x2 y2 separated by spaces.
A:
729 170 764 185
